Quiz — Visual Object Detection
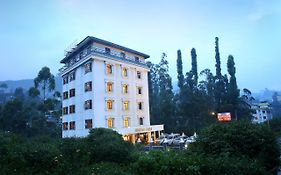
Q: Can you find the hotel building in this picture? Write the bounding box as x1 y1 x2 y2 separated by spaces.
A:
59 36 164 143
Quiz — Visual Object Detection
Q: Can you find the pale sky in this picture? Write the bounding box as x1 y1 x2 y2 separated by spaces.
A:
0 0 280 92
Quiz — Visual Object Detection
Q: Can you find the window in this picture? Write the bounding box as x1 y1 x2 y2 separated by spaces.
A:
122 84 129 94
137 71 141 79
262 110 265 113
106 100 113 110
63 107 68 115
63 91 68 100
122 68 128 77
106 64 113 74
63 76 68 84
120 52 125 58
69 71 75 81
85 119 93 129
107 118 114 128
84 62 92 74
69 88 75 97
137 87 142 95
105 47 111 54
69 105 75 114
263 116 267 120
106 82 113 92
123 101 129 111
85 81 92 92
135 56 139 62
138 102 143 110
85 100 92 110
69 121 75 130
123 117 129 128
139 117 144 125
63 122 68 130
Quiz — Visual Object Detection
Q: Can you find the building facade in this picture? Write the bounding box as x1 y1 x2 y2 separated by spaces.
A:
252 101 273 123
59 36 163 143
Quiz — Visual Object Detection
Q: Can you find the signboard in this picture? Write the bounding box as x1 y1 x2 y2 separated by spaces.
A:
217 112 231 122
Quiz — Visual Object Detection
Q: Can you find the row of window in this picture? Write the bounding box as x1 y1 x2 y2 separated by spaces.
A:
63 89 75 99
62 117 144 131
63 100 144 115
63 64 142 85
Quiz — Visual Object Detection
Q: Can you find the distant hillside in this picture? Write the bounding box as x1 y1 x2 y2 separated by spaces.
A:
253 89 281 101
0 76 62 94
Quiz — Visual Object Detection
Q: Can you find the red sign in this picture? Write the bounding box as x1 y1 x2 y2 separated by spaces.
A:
217 112 231 122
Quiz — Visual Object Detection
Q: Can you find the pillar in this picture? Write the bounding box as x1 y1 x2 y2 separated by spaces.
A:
131 134 136 144
147 132 151 143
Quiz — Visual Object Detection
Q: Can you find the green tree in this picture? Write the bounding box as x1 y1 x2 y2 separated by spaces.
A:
28 87 40 98
34 67 55 100
191 48 198 86
14 87 25 100
176 50 184 90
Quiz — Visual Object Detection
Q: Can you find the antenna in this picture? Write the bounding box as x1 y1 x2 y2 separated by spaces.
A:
64 39 78 56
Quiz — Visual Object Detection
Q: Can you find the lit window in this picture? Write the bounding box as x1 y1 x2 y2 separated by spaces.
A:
138 102 143 110
85 100 92 110
123 101 129 111
123 117 129 128
106 64 113 74
122 84 129 94
63 76 68 84
63 91 68 100
105 47 111 54
63 122 68 130
139 117 144 125
122 68 128 77
69 121 75 130
69 88 75 97
137 87 142 95
84 62 92 74
106 82 113 92
63 107 68 115
107 118 114 128
85 119 93 129
69 105 75 114
137 71 141 79
85 81 92 92
69 71 75 81
106 100 113 110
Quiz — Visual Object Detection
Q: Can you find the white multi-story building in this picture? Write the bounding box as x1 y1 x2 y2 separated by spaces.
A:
59 36 163 143
252 101 272 123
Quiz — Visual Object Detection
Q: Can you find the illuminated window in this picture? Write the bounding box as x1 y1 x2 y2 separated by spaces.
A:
122 68 128 77
106 100 113 110
138 102 143 110
63 76 68 84
63 107 68 115
123 117 129 128
107 118 114 128
63 91 68 100
123 101 129 111
84 100 92 110
84 62 92 74
69 121 75 130
85 119 93 129
85 81 92 92
69 105 75 114
122 84 129 94
69 88 75 97
106 64 113 74
106 82 113 92
139 117 144 125
63 122 68 130
69 71 75 81
137 87 142 95
137 71 141 79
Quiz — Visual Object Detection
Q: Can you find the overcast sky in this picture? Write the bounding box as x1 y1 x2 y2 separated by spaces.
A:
0 0 280 92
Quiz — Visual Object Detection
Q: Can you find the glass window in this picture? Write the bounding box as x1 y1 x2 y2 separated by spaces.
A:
85 81 92 92
106 82 113 92
122 84 128 94
63 91 68 100
107 118 114 128
122 68 128 77
106 100 113 110
63 122 68 130
84 62 92 74
69 88 75 97
105 47 111 54
69 105 75 114
120 52 125 58
85 119 93 129
135 56 139 62
139 117 144 125
137 71 141 79
123 101 129 111
123 117 129 128
69 71 75 81
138 102 143 110
137 87 142 95
69 121 75 130
63 107 68 115
85 100 92 110
63 76 68 84
106 64 113 74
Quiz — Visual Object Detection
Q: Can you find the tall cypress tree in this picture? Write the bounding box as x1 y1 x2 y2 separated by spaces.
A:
215 37 222 78
177 50 184 90
191 48 198 86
